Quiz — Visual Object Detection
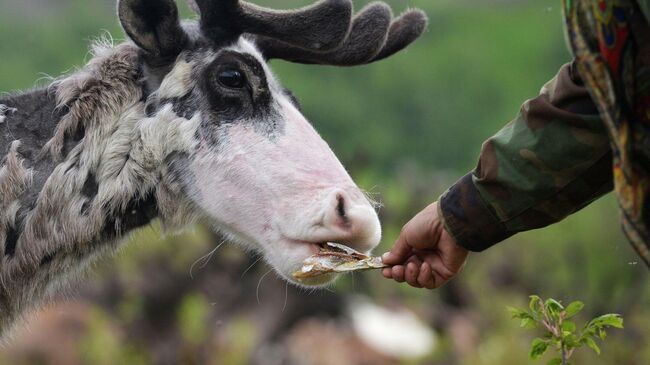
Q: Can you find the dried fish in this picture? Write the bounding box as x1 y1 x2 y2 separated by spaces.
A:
292 242 387 280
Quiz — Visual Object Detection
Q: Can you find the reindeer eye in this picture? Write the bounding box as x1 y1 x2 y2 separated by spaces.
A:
217 69 246 89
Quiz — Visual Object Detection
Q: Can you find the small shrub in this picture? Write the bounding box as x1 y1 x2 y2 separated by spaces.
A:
508 295 623 365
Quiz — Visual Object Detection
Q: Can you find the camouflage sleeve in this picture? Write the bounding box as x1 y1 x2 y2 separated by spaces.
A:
439 61 613 252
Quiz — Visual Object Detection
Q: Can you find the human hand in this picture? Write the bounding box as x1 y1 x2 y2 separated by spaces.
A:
381 201 468 289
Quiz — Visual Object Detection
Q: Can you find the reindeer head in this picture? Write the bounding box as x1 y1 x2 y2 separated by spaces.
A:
117 0 426 286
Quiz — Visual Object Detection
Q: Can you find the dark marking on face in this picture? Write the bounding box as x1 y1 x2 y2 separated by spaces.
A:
162 94 199 120
194 50 284 146
4 226 19 257
201 51 272 118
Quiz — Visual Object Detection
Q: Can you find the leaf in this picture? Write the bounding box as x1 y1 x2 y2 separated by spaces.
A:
507 306 531 319
583 336 601 355
598 328 607 340
521 317 538 329
529 295 543 319
581 325 596 338
546 358 563 365
591 314 624 329
545 298 564 312
529 338 549 360
564 333 580 348
545 298 563 320
562 321 576 333
564 301 584 319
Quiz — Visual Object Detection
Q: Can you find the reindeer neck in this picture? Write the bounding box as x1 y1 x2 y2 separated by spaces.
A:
0 42 196 333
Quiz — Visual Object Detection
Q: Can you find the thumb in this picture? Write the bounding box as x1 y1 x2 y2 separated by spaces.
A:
382 202 442 265
382 233 414 265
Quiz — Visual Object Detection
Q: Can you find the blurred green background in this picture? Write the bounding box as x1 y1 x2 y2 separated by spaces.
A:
0 0 648 364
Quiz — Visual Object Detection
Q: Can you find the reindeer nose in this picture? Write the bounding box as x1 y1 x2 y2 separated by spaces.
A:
323 189 381 253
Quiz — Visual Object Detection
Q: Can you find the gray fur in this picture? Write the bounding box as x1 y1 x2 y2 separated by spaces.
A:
0 43 198 335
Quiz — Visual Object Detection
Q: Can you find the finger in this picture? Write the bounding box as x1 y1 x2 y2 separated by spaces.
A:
382 235 413 265
382 267 392 278
405 261 422 288
391 265 405 283
423 254 456 288
417 262 435 289
406 255 423 266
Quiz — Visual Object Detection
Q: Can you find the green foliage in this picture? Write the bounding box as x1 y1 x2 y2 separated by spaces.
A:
508 296 624 365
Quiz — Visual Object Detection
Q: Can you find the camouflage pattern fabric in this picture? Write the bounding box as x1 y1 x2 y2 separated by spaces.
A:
439 0 650 268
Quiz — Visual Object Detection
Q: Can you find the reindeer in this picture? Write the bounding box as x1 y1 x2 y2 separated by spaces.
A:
0 0 426 335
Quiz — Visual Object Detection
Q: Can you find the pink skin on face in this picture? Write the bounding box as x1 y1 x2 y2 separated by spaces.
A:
189 96 381 286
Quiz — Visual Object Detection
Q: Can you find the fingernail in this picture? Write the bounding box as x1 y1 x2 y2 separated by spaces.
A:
381 252 390 261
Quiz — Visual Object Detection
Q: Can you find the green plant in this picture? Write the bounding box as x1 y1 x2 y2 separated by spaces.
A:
508 296 624 365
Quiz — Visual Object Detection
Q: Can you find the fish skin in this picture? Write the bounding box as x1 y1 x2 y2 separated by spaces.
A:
292 242 387 280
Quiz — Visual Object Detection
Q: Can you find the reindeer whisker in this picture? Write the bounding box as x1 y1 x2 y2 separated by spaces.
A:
360 186 383 211
256 268 273 305
241 255 263 279
189 239 226 279
281 281 290 313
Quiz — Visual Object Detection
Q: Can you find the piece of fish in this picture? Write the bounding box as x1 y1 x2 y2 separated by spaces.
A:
292 242 387 280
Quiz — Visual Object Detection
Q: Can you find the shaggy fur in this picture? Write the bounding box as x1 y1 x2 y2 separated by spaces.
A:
0 42 201 335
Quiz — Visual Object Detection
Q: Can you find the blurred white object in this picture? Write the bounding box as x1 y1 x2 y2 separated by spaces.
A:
348 297 436 359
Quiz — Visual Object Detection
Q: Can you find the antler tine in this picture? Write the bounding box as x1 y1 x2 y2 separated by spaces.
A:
371 9 428 62
256 2 392 65
189 0 353 51
256 6 428 66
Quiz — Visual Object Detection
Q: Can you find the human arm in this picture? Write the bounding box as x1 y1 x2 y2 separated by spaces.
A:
383 61 612 288
440 61 612 252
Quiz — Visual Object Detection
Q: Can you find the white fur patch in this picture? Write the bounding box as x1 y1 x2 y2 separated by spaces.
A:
156 58 195 99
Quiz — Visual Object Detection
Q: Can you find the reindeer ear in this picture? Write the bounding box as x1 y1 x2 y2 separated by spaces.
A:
118 0 188 59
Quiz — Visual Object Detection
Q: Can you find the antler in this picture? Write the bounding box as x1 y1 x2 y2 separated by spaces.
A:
189 0 353 51
119 0 426 67
189 0 428 66
255 4 428 66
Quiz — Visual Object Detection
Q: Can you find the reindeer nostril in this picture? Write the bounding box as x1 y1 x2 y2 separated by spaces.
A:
336 193 348 223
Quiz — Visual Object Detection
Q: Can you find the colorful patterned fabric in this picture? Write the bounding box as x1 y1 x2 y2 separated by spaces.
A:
565 0 650 265
439 1 650 267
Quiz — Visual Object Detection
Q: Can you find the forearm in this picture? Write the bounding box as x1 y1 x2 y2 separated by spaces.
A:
440 62 613 251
